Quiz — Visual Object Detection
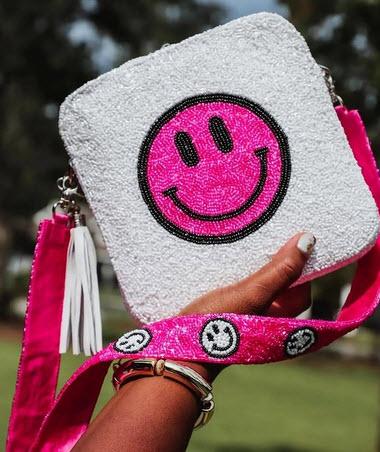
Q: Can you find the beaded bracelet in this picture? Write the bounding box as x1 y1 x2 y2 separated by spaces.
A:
112 358 214 429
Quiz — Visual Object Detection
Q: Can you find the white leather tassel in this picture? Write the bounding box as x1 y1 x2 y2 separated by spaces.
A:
60 214 102 355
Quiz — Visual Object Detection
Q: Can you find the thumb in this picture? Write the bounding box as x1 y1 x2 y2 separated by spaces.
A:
232 232 316 314
180 232 316 316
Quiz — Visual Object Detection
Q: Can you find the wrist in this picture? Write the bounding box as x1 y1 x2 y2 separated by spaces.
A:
112 358 215 429
174 360 224 383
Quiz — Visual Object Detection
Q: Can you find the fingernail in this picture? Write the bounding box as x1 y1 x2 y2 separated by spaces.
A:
297 232 316 256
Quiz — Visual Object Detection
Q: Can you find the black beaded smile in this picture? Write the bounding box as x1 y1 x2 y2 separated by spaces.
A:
137 93 291 245
211 328 234 352
162 147 269 221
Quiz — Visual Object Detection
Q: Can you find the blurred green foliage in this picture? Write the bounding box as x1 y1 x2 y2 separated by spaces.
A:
283 0 380 161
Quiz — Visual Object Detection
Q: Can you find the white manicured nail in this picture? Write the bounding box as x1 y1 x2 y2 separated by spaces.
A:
297 233 316 256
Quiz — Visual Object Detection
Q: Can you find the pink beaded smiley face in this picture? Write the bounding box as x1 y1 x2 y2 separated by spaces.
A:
138 94 291 244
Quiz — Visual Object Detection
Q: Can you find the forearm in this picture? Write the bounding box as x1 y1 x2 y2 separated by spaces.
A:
73 362 214 452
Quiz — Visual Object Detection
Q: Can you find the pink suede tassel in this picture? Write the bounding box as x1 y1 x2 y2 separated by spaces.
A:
6 215 70 452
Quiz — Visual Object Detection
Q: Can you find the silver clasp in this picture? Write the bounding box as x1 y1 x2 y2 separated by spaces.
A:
320 65 343 106
53 166 84 219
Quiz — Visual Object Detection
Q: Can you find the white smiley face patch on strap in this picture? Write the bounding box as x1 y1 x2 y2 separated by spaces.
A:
114 329 152 354
200 319 239 358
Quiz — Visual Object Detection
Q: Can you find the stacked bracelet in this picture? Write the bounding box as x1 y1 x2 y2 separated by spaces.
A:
112 358 215 429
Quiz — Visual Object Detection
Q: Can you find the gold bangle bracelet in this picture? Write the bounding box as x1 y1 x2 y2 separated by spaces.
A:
112 358 214 429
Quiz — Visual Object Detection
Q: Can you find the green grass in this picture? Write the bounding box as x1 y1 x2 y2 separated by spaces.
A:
1 339 379 452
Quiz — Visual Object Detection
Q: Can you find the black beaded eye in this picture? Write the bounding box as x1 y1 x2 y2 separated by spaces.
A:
175 131 199 167
209 116 233 153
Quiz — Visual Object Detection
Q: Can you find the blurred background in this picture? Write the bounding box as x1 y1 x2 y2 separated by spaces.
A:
1 0 380 450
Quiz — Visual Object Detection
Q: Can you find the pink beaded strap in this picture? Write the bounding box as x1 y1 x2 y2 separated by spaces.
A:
7 107 380 452
31 107 380 452
7 215 71 452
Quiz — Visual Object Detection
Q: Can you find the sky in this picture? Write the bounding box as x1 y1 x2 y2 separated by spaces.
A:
69 0 288 72
209 0 287 21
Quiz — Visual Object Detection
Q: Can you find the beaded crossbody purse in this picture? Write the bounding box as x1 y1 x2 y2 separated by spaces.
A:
58 13 378 323
7 13 380 451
